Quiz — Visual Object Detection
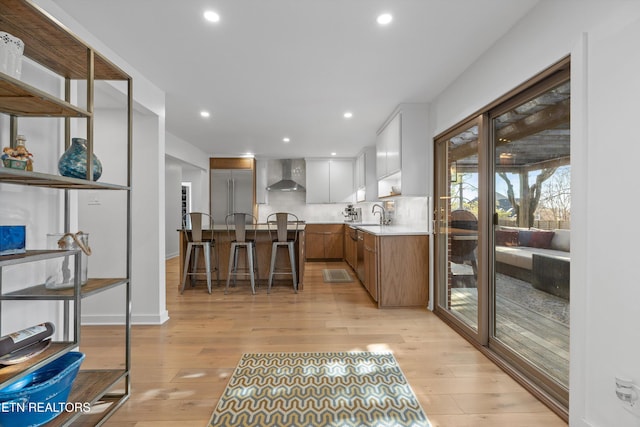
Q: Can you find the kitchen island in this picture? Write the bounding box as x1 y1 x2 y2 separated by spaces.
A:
178 224 305 291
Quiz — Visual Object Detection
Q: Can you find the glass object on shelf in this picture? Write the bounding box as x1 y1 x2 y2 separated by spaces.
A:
0 31 24 78
45 232 91 289
58 138 102 181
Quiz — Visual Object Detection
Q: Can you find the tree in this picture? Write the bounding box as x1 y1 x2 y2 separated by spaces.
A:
450 172 479 213
539 166 571 222
498 167 557 228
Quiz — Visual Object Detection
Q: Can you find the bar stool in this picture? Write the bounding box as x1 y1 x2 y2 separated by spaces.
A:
225 213 259 294
181 212 219 294
267 212 299 293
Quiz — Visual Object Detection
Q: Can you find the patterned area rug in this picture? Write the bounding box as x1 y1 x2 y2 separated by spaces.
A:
208 352 431 427
322 269 354 283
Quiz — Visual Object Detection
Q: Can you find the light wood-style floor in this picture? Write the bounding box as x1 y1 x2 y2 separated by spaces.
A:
80 258 568 427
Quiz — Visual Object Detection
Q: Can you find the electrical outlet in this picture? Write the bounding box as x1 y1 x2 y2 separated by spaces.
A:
616 376 640 417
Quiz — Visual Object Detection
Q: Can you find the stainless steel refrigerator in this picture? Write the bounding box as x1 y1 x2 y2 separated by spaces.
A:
210 169 253 225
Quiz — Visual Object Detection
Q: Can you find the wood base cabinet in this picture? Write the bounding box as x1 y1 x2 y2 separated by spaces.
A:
344 226 357 269
363 232 378 301
305 224 344 260
362 231 429 308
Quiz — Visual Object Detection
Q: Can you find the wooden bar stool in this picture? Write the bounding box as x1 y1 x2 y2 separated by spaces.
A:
267 212 299 293
181 212 219 294
225 213 259 294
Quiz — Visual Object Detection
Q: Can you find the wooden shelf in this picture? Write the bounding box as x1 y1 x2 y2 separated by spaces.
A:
0 2 132 423
45 370 129 427
0 168 129 190
0 74 91 117
2 278 128 300
0 0 129 81
0 341 76 388
0 250 77 267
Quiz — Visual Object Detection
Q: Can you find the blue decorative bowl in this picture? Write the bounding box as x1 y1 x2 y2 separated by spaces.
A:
0 352 85 426
58 138 102 181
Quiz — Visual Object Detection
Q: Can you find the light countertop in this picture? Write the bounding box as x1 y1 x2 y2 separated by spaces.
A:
353 224 431 236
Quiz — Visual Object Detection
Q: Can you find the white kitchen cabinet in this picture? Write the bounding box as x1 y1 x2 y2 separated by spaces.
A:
305 160 330 203
356 152 365 202
376 104 431 198
329 159 355 203
376 112 401 179
356 152 365 190
306 158 355 203
356 146 377 202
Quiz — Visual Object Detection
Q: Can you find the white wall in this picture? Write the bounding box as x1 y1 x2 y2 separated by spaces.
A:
581 5 640 426
78 108 168 325
183 168 209 213
0 60 67 339
432 2 640 426
164 131 211 259
165 132 210 170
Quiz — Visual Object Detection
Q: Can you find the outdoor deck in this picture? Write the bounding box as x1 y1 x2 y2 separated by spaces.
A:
450 273 570 386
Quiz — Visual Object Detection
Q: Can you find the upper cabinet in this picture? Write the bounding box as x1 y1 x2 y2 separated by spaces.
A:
356 146 377 202
376 113 401 180
306 158 354 203
376 104 431 198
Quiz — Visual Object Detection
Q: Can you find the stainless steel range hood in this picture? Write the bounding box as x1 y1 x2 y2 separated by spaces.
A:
267 159 306 191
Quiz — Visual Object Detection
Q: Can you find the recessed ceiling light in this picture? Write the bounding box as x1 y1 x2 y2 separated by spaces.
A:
243 152 255 158
283 137 290 143
204 10 220 23
200 111 210 118
331 152 337 156
343 111 353 119
377 13 393 25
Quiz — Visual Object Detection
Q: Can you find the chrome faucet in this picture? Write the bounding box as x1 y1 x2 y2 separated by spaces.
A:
372 203 389 225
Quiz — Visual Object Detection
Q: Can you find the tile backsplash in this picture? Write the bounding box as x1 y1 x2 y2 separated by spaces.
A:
258 192 430 229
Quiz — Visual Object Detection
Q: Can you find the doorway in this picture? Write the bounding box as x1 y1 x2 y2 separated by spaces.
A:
434 59 570 412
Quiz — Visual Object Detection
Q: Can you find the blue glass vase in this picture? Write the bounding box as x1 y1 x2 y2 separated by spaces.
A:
58 138 102 181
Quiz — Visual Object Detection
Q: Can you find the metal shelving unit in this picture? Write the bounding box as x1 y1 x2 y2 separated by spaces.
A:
0 0 132 424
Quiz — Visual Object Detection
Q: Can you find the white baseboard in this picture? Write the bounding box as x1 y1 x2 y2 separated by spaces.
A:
166 252 179 260
81 310 170 325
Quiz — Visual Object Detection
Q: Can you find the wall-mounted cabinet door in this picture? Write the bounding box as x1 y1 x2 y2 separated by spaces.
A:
376 112 401 179
306 159 354 203
356 152 365 189
305 160 330 203
329 159 354 203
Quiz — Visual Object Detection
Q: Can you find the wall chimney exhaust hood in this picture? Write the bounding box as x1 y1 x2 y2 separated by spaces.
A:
267 159 306 191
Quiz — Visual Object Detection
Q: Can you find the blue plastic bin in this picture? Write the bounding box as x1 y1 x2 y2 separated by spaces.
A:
0 351 85 427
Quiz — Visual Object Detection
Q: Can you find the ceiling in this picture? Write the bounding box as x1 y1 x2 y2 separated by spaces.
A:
51 0 539 159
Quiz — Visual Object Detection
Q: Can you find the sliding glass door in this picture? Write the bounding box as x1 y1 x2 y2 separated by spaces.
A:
490 77 570 404
435 118 483 335
434 59 570 411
